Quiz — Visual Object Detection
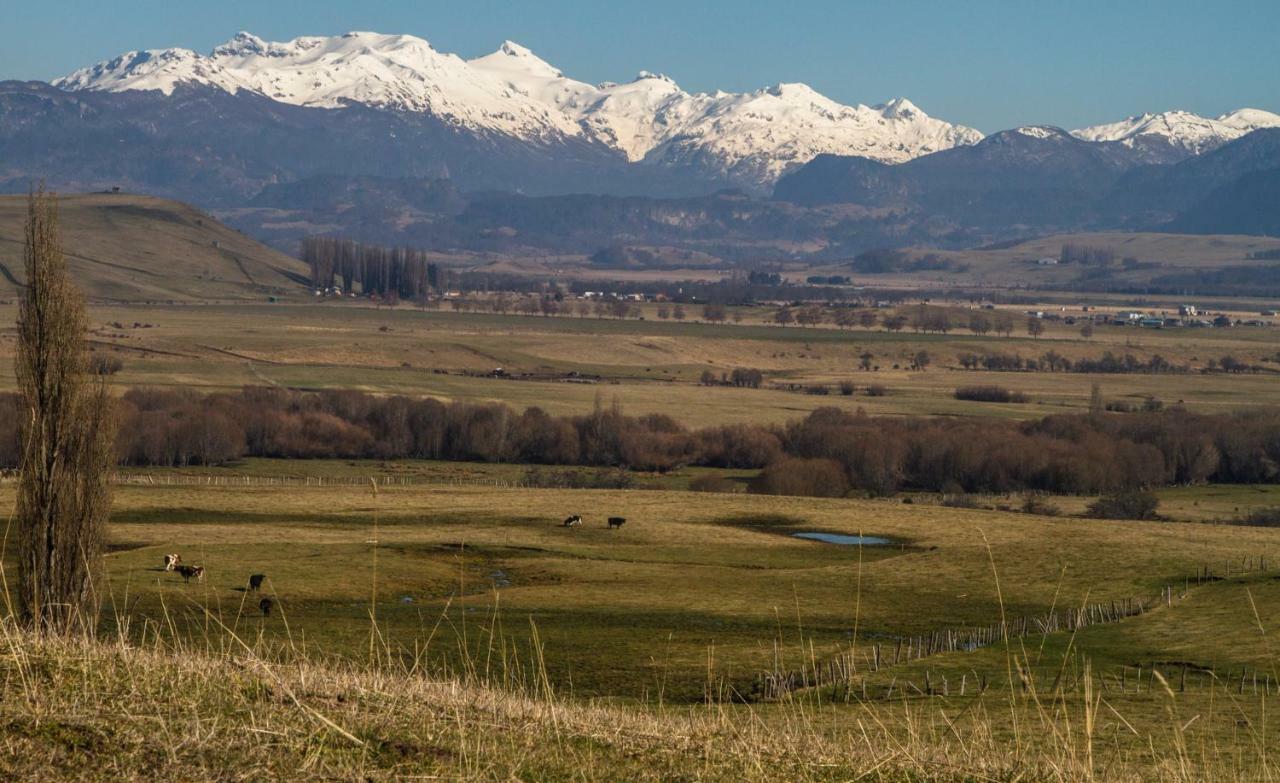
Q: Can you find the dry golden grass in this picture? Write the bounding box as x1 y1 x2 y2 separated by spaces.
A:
0 194 308 302
0 597 1277 780
1 301 1277 426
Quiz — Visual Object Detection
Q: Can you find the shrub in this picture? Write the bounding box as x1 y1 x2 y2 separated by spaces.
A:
1086 490 1160 520
864 384 889 397
1230 507 1280 527
750 457 849 498
954 386 1030 403
696 424 782 468
1021 494 1062 517
89 353 124 375
838 381 856 396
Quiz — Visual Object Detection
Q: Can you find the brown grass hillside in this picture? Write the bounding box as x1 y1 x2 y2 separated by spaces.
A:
0 193 310 302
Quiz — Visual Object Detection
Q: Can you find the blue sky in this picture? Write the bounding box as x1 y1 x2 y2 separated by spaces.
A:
3 0 1277 132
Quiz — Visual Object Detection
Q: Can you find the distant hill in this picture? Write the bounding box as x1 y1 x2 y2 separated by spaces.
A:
1166 168 1280 236
0 193 309 301
772 127 1280 243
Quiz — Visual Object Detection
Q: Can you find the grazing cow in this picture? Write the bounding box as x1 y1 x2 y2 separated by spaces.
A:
562 515 583 528
163 553 182 571
174 564 204 584
259 598 273 617
607 517 626 529
248 573 266 592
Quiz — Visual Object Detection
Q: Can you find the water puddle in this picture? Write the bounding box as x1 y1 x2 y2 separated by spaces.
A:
791 532 891 546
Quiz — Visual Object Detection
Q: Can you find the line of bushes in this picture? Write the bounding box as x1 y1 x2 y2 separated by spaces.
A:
3 389 1280 498
954 386 1030 403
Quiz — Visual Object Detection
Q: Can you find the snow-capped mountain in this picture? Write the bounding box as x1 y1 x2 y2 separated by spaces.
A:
55 30 982 186
1072 109 1280 162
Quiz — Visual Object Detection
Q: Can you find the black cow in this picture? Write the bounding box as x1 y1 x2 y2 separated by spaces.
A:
248 573 266 592
259 598 273 617
607 517 626 529
174 564 204 583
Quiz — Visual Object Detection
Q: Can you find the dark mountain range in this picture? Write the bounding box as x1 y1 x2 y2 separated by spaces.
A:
1108 128 1280 220
1165 168 1280 236
2 76 1276 262
225 128 1279 261
773 127 1280 241
0 80 716 205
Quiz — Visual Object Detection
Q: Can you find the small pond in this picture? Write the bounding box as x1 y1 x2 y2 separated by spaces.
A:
791 532 891 546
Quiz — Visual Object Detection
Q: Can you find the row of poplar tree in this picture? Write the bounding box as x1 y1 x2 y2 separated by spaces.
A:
302 237 446 301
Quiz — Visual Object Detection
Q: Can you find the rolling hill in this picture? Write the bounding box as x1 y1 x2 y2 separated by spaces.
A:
0 192 309 301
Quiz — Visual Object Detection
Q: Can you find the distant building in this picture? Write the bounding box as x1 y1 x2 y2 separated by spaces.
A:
1035 257 1059 266
1178 305 1197 317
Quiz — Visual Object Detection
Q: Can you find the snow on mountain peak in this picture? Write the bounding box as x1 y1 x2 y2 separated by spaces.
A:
1072 108 1280 159
56 30 984 185
55 46 250 96
1217 108 1280 132
633 71 677 85
1011 125 1070 140
497 40 534 57
878 97 920 119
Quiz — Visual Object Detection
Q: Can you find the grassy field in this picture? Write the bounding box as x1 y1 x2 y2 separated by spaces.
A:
1 254 1279 776
4 480 1278 702
5 477 1280 777
1 300 1277 425
0 194 309 302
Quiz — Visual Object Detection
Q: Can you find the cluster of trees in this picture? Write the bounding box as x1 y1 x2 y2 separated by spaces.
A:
699 368 765 388
747 270 783 285
956 351 1190 375
65 388 781 474
1059 244 1117 266
8 388 1280 499
302 237 443 301
805 275 852 285
850 249 969 274
769 305 1019 337
1208 356 1269 374
954 386 1031 403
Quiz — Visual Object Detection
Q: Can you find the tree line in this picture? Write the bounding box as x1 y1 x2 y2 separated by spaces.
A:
302 237 444 301
956 351 1191 374
5 388 1280 498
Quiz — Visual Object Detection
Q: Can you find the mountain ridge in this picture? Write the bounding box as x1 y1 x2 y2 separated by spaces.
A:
53 30 983 188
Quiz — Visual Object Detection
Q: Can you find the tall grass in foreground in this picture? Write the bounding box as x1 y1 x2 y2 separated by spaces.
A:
1 605 1276 781
0 546 1277 780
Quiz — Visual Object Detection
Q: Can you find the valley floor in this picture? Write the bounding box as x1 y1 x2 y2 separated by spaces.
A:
3 477 1280 778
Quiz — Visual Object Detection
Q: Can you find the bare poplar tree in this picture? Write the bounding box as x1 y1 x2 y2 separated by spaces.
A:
14 188 115 635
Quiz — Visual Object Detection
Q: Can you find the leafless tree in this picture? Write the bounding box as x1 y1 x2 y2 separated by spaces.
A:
14 188 116 636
